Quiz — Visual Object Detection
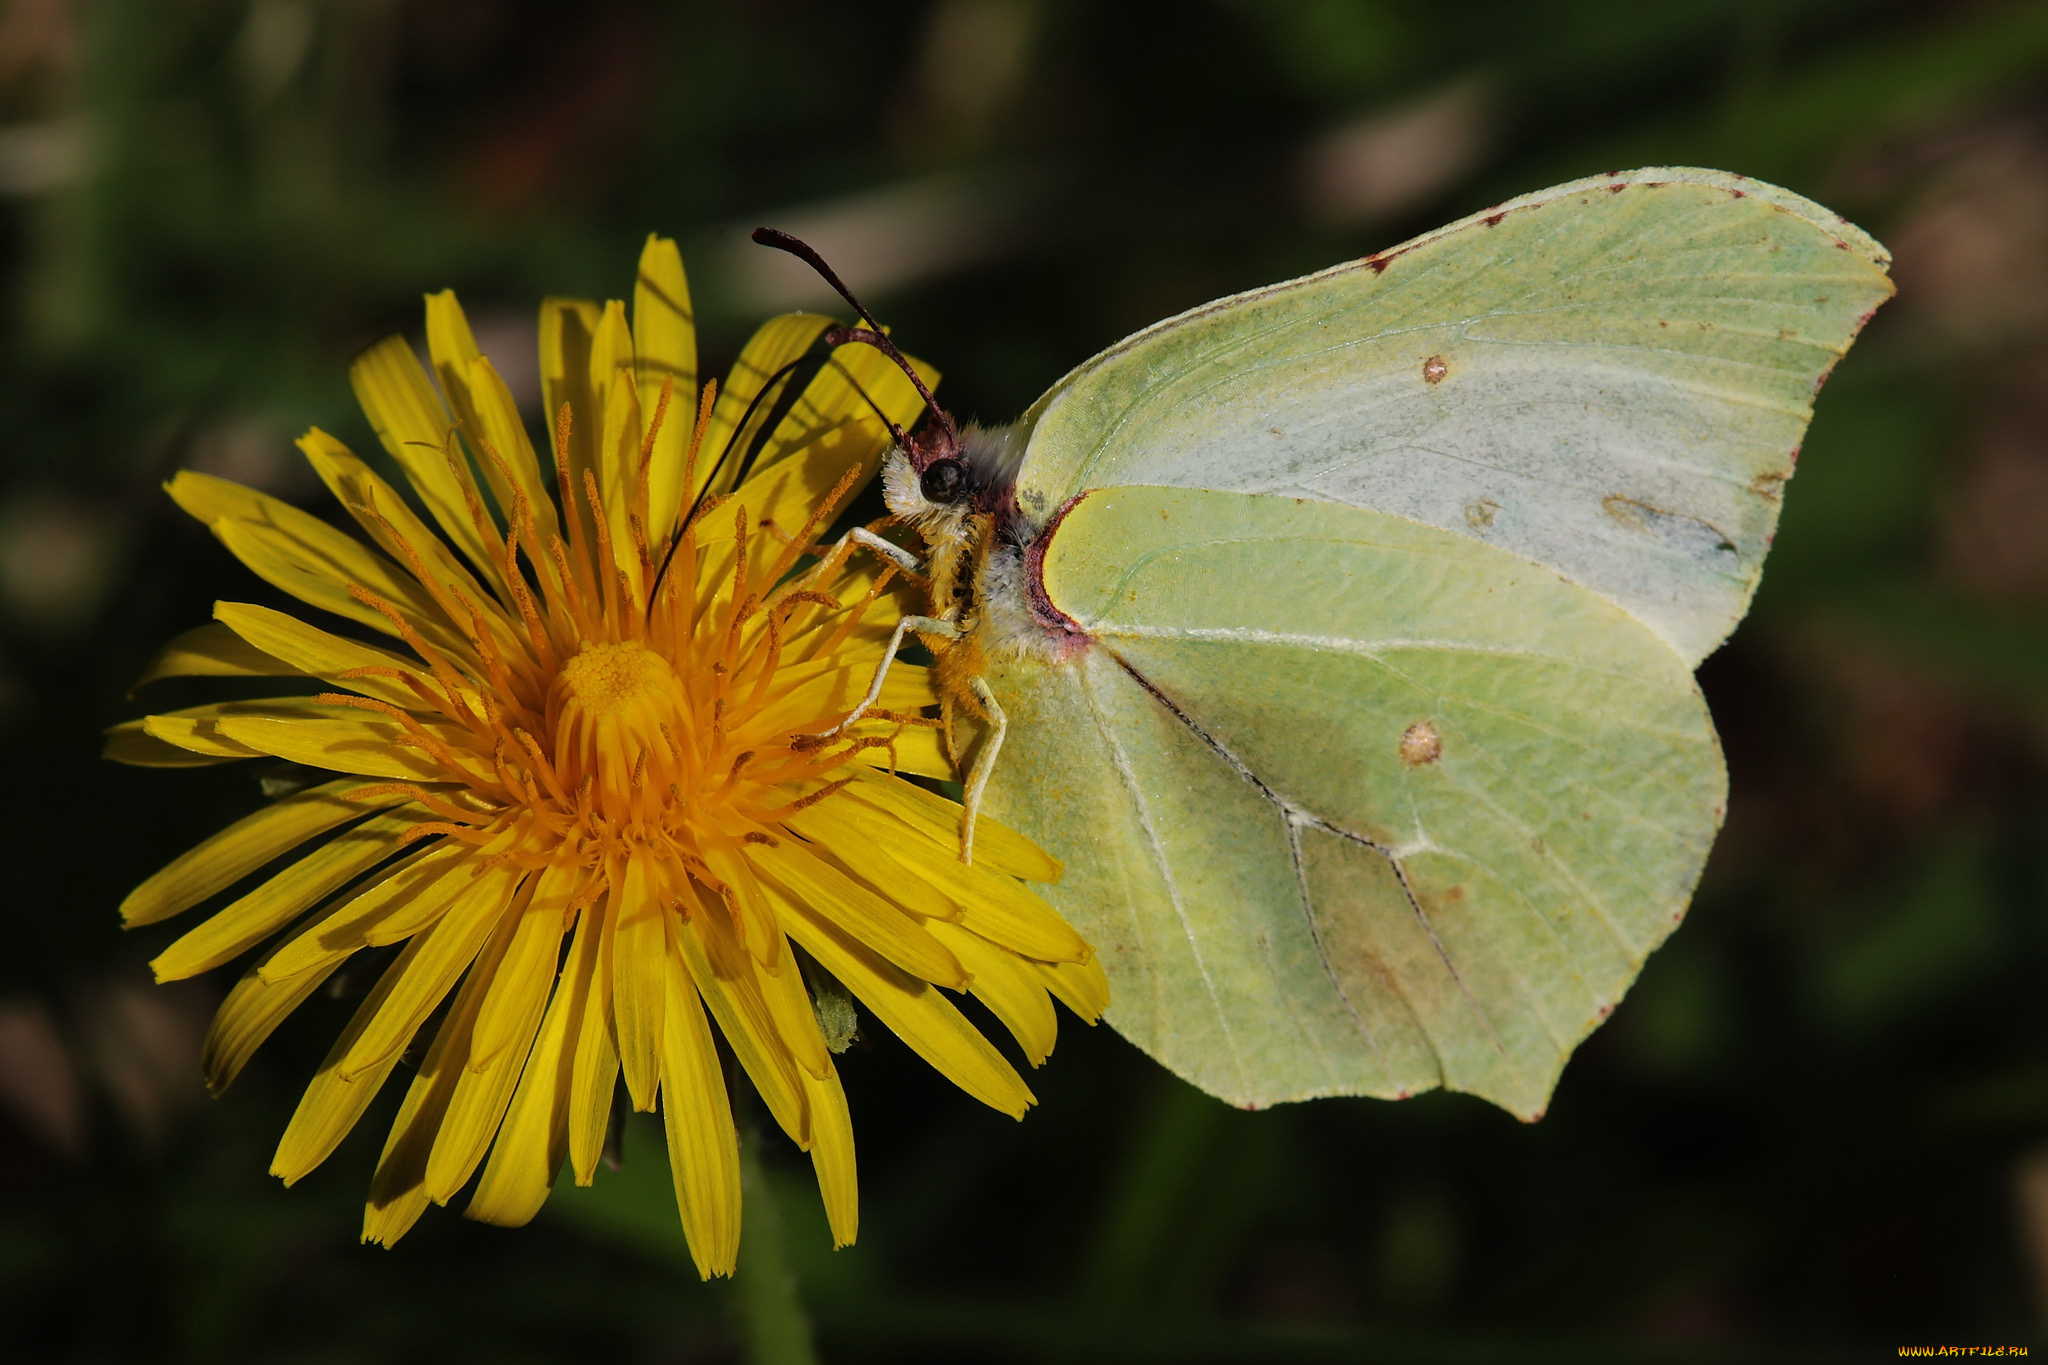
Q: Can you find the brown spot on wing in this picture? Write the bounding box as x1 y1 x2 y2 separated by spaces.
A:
1399 721 1442 767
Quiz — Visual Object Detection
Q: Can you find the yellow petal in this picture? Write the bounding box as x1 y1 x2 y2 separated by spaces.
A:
633 235 696 544
348 336 511 602
796 793 1084 962
853 720 951 780
134 621 297 689
122 779 397 926
589 300 642 575
540 296 603 551
1035 954 1110 1023
927 921 1059 1066
421 293 491 510
847 770 1062 883
687 423 864 605
469 868 572 1073
750 337 926 477
742 340 939 540
141 709 267 759
424 321 558 555
753 839 967 989
423 289 561 553
169 470 467 659
785 804 959 922
425 1022 537 1207
214 601 427 708
773 564 900 665
769 882 1033 1118
206 713 447 781
362 901 519 1245
152 810 421 981
588 297 634 399
597 366 646 588
754 925 834 1081
880 660 943 711
139 697 414 764
658 946 741 1279
362 1144 431 1245
886 839 1090 965
362 1155 430 1246
272 935 428 1184
296 429 521 660
102 722 244 767
202 955 343 1095
568 897 620 1186
610 854 668 1113
803 1063 857 1248
672 902 808 1148
333 860 521 1081
425 880 553 1204
731 656 938 750
694 314 834 503
463 355 564 565
700 840 784 970
259 839 475 981
734 660 881 741
424 287 482 372
467 898 581 1228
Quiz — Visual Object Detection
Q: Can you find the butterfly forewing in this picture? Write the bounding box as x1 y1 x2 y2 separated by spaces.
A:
1010 167 1893 668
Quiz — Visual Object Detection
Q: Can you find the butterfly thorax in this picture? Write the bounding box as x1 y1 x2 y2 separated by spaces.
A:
881 423 1082 728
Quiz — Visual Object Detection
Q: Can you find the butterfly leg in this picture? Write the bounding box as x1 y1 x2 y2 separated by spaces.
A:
845 526 923 575
957 675 1007 865
809 613 959 740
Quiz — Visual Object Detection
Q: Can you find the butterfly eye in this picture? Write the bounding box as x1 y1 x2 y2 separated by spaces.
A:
919 458 967 504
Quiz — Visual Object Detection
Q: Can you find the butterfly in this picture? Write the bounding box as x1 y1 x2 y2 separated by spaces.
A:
759 165 1892 1120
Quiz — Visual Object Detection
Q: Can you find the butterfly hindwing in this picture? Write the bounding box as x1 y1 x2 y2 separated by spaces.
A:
982 487 1723 1115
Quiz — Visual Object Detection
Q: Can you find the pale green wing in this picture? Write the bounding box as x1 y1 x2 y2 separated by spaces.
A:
1009 167 1892 667
981 487 1723 1116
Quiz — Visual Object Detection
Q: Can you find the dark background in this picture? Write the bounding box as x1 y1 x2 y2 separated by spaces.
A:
4 0 2048 1360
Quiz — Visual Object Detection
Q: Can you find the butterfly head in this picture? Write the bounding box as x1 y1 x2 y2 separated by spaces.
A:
881 419 1020 533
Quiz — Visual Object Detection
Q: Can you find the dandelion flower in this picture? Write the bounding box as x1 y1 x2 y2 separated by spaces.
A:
108 236 1107 1277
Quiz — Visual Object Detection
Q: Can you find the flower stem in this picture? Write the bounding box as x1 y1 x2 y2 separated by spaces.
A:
732 1126 820 1365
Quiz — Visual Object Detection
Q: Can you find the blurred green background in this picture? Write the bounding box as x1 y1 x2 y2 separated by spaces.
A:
4 0 2048 1360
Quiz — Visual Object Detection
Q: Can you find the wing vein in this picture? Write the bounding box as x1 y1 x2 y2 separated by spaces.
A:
1107 650 1511 1069
1075 657 1253 1095
1283 815 1401 1087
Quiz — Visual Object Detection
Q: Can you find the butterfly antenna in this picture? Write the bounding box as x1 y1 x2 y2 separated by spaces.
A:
750 227 957 444
647 351 816 616
826 361 910 445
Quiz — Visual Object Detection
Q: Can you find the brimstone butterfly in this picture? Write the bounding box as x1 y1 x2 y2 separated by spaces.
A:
764 166 1892 1120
